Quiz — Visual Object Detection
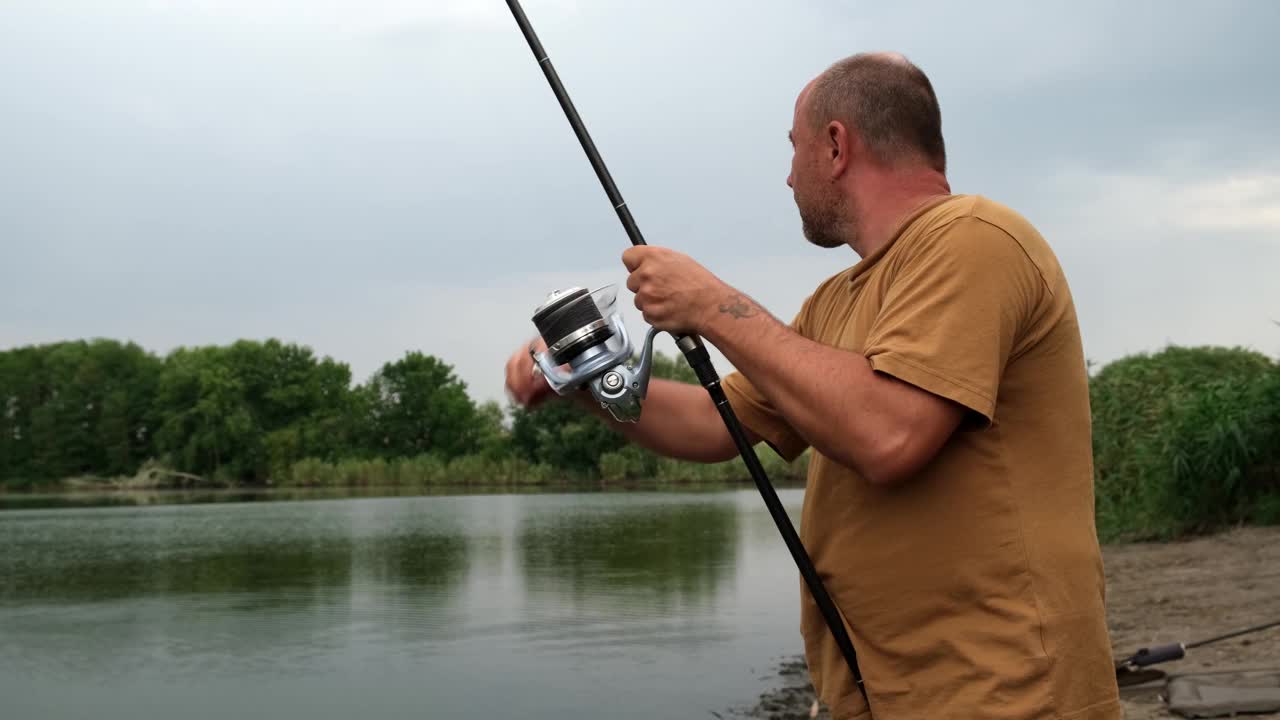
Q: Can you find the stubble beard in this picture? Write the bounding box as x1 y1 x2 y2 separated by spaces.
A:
797 184 854 250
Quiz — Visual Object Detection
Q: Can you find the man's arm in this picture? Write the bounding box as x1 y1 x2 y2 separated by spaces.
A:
619 245 966 486
701 297 964 485
570 377 758 463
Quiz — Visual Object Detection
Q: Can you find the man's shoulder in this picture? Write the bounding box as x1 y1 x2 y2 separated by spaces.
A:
922 194 1066 295
914 194 1042 244
962 195 1046 245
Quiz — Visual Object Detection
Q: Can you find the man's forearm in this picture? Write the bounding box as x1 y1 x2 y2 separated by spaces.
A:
698 293 910 481
570 377 745 463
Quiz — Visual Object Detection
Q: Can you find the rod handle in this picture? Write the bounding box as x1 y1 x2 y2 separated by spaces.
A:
1128 643 1186 667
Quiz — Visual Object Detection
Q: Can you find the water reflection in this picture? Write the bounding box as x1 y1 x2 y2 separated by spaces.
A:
518 498 738 612
1 495 747 616
0 502 479 641
0 499 482 681
0 491 808 720
355 533 469 590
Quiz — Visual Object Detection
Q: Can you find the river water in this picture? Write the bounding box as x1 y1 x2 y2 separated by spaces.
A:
0 488 809 719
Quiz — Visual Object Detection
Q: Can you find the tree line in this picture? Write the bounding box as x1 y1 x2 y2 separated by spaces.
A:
4 338 1278 543
0 338 706 488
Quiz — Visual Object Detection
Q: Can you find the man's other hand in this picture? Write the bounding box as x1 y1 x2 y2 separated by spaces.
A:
504 337 554 408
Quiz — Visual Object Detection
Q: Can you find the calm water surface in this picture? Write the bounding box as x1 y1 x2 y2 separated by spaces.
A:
1 489 809 719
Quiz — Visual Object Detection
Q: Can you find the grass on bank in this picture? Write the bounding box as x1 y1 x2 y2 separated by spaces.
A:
18 447 808 493
281 446 807 489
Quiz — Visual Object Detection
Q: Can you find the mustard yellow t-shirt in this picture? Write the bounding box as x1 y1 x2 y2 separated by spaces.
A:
722 195 1120 720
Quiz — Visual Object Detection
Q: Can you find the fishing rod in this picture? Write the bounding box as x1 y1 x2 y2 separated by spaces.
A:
502 0 869 704
1116 618 1280 686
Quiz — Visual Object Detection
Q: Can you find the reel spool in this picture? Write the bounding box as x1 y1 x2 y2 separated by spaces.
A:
529 285 658 423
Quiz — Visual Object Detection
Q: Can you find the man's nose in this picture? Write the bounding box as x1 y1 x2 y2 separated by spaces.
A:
786 171 793 189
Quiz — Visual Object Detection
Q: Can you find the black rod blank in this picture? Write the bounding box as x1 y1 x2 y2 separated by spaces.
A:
502 0 867 702
505 0 645 248
1187 619 1280 650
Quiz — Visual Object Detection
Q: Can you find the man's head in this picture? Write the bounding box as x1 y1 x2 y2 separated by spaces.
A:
788 52 947 250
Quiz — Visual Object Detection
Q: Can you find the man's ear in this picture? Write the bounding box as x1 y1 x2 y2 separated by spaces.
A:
826 121 851 178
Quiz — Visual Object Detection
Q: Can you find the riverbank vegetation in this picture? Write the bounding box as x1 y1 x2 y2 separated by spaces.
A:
1089 345 1280 540
2 338 1276 539
0 340 807 494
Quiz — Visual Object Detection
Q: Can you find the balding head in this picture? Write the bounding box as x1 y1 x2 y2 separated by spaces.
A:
804 52 946 173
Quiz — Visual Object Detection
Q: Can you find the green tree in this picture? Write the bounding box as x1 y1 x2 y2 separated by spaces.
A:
360 352 481 460
37 342 99 477
153 341 357 482
509 398 625 473
0 340 161 483
472 400 512 460
224 340 355 478
98 390 132 476
28 401 64 480
0 351 15 481
91 341 163 476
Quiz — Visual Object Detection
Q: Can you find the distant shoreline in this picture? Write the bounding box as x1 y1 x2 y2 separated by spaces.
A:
2 449 809 496
0 479 811 511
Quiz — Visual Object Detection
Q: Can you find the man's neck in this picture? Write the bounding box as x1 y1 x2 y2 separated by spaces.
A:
847 171 951 258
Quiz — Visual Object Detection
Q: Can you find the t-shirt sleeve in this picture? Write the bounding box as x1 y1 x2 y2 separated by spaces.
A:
719 301 813 462
863 216 1043 427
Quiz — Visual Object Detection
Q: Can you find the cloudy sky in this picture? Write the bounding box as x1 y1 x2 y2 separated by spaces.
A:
2 0 1278 405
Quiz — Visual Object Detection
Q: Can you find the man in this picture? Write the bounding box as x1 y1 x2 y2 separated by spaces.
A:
505 52 1120 720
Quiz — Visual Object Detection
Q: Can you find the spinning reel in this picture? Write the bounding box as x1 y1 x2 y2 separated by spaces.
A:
529 285 659 423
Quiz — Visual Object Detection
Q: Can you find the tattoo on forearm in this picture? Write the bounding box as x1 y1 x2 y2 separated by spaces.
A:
718 294 759 319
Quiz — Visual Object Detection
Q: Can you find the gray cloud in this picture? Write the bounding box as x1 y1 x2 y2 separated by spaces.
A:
2 0 1278 405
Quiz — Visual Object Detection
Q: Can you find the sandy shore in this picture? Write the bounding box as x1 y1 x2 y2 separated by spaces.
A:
723 526 1280 720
